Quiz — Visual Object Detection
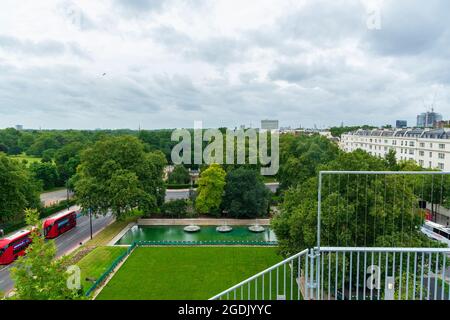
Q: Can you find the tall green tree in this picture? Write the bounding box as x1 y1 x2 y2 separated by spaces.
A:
195 164 226 216
0 154 40 223
29 162 59 190
168 165 191 184
74 136 167 219
272 150 438 256
222 168 270 218
10 209 82 300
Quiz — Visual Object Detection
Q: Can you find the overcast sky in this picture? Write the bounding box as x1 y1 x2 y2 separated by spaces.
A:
0 0 449 130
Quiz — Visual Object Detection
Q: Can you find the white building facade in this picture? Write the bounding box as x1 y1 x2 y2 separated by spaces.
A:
340 128 450 171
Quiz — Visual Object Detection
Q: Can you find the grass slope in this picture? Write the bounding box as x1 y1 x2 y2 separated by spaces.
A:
97 246 288 300
76 246 127 293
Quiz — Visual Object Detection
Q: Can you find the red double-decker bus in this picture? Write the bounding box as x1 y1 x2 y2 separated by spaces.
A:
0 230 32 265
43 210 77 239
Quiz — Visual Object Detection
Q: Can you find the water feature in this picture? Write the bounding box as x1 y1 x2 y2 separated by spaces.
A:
115 225 277 245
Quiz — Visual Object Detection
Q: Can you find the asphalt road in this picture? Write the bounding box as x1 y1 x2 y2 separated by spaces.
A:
165 182 279 201
0 208 113 294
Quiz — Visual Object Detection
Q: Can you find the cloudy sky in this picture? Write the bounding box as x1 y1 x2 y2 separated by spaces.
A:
0 0 449 130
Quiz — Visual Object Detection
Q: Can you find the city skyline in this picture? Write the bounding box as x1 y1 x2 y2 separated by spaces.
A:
1 0 450 130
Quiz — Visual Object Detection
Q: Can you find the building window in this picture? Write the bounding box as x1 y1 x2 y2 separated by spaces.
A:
439 144 445 150
419 160 424 166
430 152 433 157
420 142 425 148
438 153 445 159
430 143 433 148
409 149 414 155
438 163 444 170
409 141 415 147
419 151 425 156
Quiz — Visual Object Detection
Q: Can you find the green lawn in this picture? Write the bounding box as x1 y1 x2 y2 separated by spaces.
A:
8 153 42 165
96 246 293 300
76 246 127 293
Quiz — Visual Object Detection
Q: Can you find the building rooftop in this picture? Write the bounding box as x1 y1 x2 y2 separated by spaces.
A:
345 128 450 139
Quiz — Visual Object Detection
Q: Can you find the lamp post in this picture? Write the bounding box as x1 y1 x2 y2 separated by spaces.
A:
89 207 93 240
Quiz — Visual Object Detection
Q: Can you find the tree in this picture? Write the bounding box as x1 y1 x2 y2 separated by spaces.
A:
54 142 84 185
195 164 226 216
74 136 167 220
168 165 191 184
0 154 40 223
272 150 439 256
29 162 59 190
161 199 190 218
278 134 339 190
10 209 82 300
222 168 270 218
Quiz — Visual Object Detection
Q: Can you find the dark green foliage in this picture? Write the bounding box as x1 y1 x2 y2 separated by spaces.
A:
29 162 59 190
168 165 191 184
222 168 270 218
74 135 167 220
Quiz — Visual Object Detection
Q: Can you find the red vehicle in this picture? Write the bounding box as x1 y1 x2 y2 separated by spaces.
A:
43 210 77 239
0 230 32 265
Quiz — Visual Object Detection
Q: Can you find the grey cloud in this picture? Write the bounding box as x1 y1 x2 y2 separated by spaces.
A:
364 0 450 56
0 35 91 60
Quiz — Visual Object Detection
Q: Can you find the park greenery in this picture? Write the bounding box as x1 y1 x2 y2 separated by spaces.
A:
195 164 227 216
73 136 167 220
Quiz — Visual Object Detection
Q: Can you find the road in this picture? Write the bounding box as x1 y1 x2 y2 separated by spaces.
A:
165 182 279 201
40 189 74 207
0 208 113 295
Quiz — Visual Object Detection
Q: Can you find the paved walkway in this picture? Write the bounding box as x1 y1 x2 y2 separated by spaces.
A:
137 218 271 226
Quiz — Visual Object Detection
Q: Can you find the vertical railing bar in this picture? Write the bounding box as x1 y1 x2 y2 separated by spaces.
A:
335 252 338 300
398 252 403 300
392 252 396 300
328 252 331 300
406 252 410 300
284 262 287 299
427 252 432 300
248 280 251 300
342 252 346 300
309 251 314 299
441 254 446 301
420 253 424 300
349 252 353 301
321 252 324 300
356 252 360 301
363 251 367 301
298 256 301 301
241 284 243 301
304 253 309 300
413 252 417 300
262 273 265 301
291 260 293 300
434 253 439 300
255 278 257 300
385 252 389 301
377 253 381 300
269 270 272 300
277 266 280 299
370 252 374 300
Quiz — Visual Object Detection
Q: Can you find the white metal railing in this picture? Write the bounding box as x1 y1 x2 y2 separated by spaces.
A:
210 246 450 300
209 249 309 300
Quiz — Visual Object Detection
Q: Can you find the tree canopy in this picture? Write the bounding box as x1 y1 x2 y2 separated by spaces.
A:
222 168 270 218
195 164 226 216
0 153 40 223
74 135 167 220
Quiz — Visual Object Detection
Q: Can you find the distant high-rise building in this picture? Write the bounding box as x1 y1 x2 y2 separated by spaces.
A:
396 120 407 128
260 120 279 130
417 109 443 128
15 125 23 131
